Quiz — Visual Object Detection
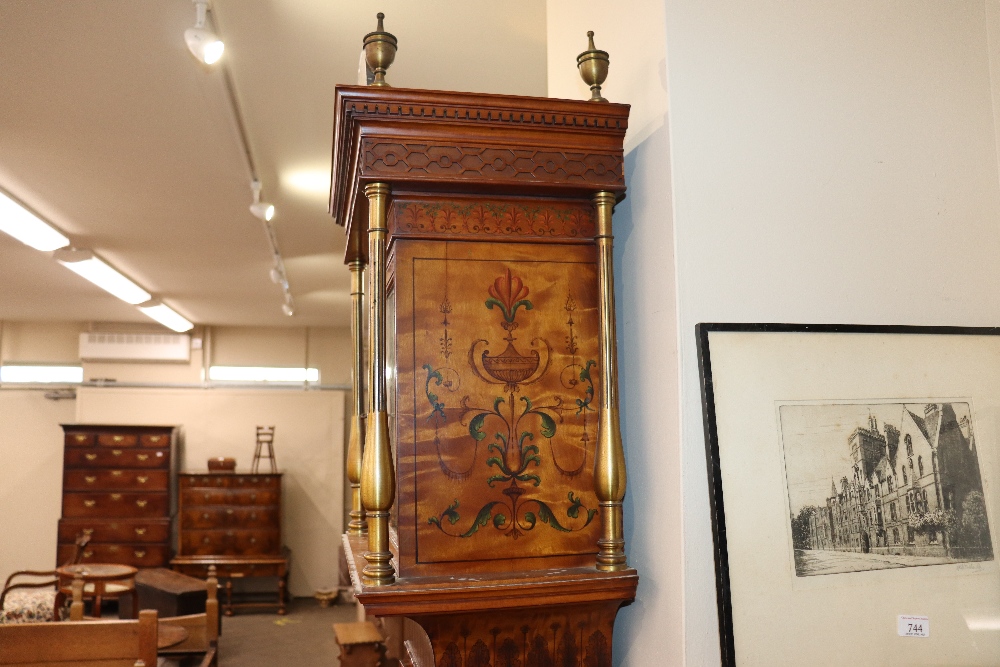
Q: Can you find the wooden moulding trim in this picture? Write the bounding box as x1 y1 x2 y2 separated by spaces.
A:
342 532 636 617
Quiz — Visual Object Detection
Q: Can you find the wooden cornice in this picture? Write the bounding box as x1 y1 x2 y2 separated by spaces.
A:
329 85 630 263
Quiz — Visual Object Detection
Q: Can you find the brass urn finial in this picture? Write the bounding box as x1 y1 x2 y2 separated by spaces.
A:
576 30 609 103
364 12 397 87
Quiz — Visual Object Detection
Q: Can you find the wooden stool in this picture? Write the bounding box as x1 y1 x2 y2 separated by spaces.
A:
333 621 387 667
251 426 277 473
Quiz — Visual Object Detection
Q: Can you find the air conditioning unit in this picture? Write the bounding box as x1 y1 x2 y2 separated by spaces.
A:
79 332 191 362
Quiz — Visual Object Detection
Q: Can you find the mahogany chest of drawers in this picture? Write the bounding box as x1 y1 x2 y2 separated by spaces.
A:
171 472 287 614
58 424 177 568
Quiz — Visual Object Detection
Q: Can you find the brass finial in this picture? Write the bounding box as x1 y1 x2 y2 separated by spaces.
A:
576 30 609 103
363 12 397 87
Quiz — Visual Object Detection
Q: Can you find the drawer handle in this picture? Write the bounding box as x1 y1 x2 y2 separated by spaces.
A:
250 494 257 502
111 470 123 477
137 475 149 484
137 454 149 461
203 536 211 544
134 550 146 558
202 513 210 520
113 435 124 443
83 500 96 508
226 509 234 515
204 493 211 502
112 449 122 456
83 550 93 558
111 493 122 501
149 436 161 443
250 537 257 544
82 528 94 535
136 499 148 508
135 527 146 536
75 435 87 442
250 512 257 520
250 477 258 483
226 531 234 537
85 453 97 461
84 476 97 484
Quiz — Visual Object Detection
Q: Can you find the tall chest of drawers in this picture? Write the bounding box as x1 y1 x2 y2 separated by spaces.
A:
59 424 177 568
171 472 287 614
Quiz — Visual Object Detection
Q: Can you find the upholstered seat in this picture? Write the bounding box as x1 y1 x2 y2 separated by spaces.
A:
0 589 63 625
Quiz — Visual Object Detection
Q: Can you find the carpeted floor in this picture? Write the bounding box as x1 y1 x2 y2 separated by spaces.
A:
218 598 357 667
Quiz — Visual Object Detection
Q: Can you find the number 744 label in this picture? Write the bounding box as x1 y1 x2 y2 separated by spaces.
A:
898 615 930 637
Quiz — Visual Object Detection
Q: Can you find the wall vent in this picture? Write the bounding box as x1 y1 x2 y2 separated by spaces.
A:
79 333 191 362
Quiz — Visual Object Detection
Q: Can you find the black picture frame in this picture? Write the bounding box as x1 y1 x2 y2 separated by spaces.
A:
696 323 1000 666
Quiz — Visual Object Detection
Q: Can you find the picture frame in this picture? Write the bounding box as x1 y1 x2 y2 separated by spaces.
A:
697 323 1000 666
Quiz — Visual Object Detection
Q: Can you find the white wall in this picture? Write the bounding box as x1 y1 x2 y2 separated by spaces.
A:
0 391 75 583
549 1 1000 664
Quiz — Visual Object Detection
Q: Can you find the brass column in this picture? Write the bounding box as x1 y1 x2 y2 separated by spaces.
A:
361 182 396 585
593 190 628 571
346 259 367 535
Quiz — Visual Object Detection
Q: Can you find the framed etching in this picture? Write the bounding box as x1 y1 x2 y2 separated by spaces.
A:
697 324 1000 666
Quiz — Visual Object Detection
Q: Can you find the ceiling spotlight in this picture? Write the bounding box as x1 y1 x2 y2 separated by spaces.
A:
185 0 224 66
249 180 274 222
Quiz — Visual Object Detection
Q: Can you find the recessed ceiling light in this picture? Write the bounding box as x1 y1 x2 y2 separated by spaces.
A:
138 301 194 333
54 248 151 305
185 0 224 66
0 190 70 251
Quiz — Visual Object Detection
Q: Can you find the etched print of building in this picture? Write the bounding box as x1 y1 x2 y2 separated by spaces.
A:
804 404 992 560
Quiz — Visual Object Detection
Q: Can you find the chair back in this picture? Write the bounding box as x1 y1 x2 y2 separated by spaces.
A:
0 608 157 666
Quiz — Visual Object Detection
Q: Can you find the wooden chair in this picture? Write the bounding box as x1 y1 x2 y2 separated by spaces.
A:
0 534 91 623
0 608 158 666
157 567 220 667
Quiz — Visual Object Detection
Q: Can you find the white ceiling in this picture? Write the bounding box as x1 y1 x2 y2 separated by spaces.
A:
0 0 547 328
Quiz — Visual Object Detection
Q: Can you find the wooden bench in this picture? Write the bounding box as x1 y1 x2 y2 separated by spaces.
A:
0 608 158 666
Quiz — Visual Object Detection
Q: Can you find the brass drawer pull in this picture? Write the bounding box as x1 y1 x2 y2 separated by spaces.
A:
82 528 94 536
112 435 124 443
84 476 97 484
203 536 211 544
83 550 93 558
226 509 234 515
85 453 97 461
134 550 146 558
136 454 149 461
111 493 122 501
137 475 149 484
135 527 147 536
202 513 210 520
75 435 87 442
83 500 96 508
149 435 161 443
250 537 257 544
135 499 148 508
112 449 122 456
111 470 123 477
250 512 257 520
250 494 257 502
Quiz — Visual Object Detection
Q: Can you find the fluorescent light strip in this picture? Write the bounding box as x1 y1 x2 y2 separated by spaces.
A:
139 303 194 333
0 191 70 251
0 365 83 383
209 366 320 383
57 255 151 305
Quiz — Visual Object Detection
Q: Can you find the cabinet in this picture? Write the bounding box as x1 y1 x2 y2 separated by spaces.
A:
171 473 287 615
58 424 176 568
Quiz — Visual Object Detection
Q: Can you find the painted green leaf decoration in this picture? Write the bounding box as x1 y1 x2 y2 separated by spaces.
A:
493 513 507 528
442 499 460 525
536 502 571 532
585 508 598 526
485 297 510 321
516 473 541 486
522 512 536 529
487 473 511 487
460 502 501 538
469 412 488 441
537 412 556 438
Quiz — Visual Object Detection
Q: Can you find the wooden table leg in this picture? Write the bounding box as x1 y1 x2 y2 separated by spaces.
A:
225 579 234 617
127 588 139 619
277 569 287 615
